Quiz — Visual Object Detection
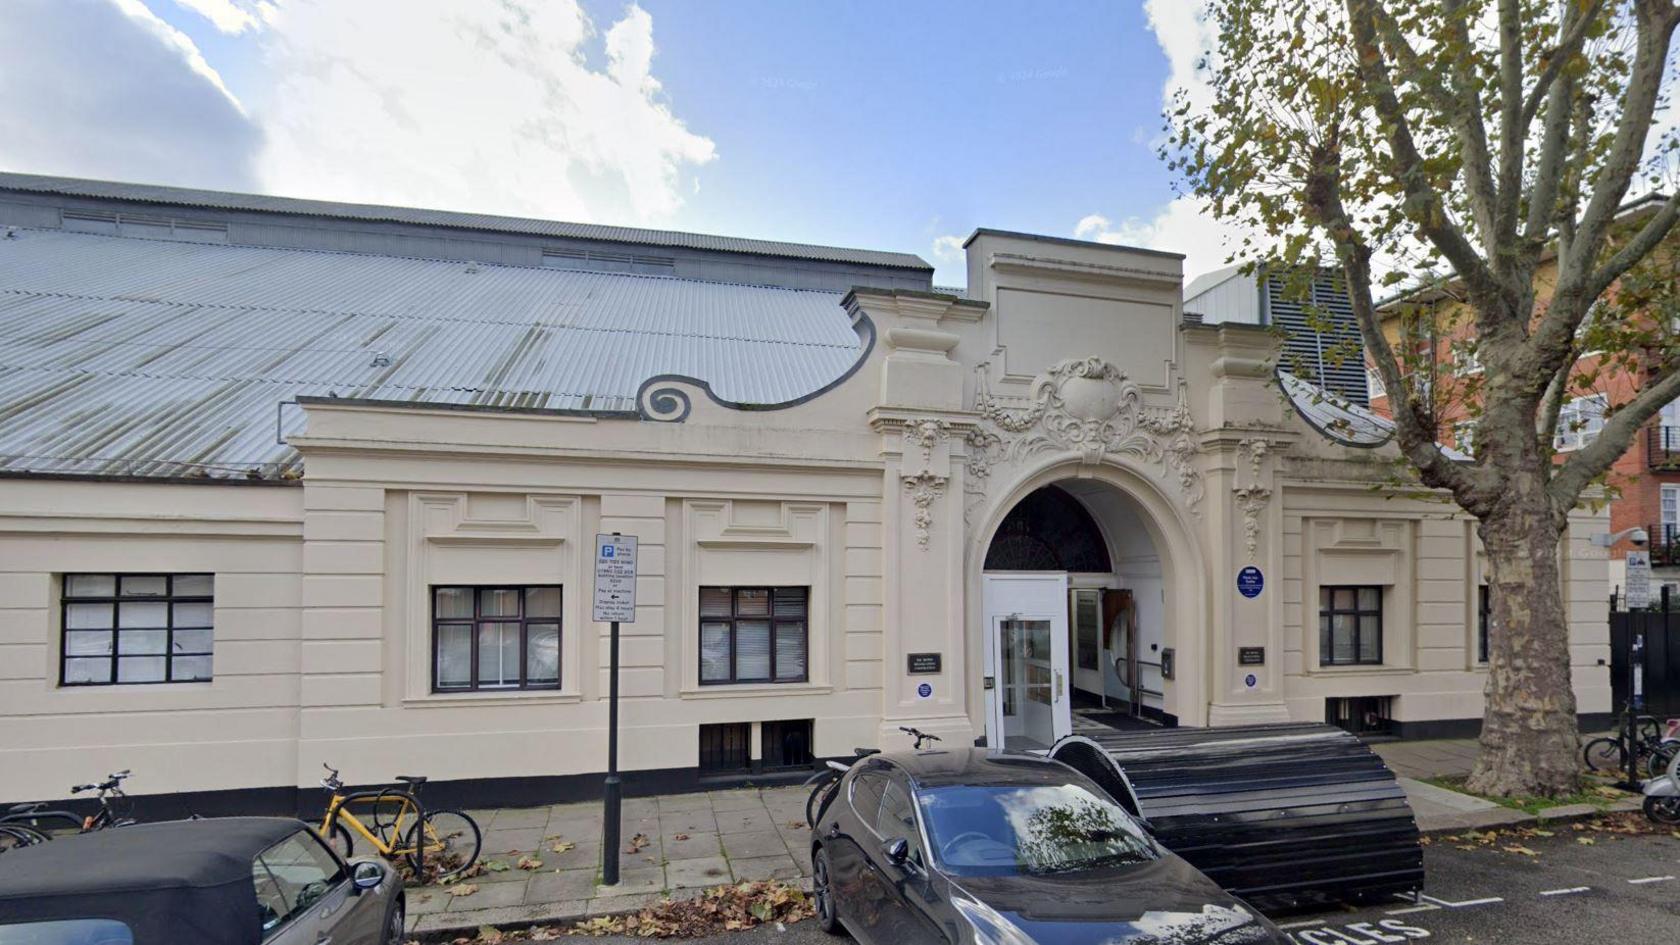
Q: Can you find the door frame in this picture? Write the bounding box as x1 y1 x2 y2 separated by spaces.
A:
981 572 1071 750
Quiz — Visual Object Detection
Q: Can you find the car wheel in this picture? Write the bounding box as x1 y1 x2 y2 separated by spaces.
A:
813 845 844 936
384 897 406 945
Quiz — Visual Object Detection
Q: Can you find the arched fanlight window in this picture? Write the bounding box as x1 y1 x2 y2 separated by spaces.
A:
983 485 1112 572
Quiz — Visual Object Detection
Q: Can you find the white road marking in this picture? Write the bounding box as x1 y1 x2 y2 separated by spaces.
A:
1538 886 1592 896
1420 893 1505 908
1277 919 1326 930
1384 904 1442 915
1628 875 1675 884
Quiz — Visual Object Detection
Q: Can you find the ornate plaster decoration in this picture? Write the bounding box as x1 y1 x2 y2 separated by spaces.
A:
1231 437 1275 562
1239 436 1271 484
902 471 948 549
903 418 950 465
966 357 1206 518
1232 485 1272 561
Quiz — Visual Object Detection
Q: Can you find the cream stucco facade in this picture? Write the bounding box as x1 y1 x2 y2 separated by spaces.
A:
0 215 1612 810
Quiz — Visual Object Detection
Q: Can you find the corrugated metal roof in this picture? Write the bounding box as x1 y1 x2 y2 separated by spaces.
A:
0 228 866 478
0 172 933 272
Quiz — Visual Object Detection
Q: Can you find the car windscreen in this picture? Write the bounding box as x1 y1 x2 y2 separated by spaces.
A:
0 919 133 945
916 781 1157 876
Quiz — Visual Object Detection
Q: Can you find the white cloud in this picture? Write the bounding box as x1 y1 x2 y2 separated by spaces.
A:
110 0 247 113
0 0 260 190
250 0 716 224
1096 0 1256 282
930 234 964 262
1072 199 1253 281
170 0 259 34
0 0 715 230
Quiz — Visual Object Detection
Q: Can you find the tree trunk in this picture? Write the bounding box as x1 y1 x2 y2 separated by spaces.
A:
1465 472 1580 797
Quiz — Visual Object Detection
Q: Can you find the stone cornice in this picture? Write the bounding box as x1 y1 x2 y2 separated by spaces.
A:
987 252 1180 289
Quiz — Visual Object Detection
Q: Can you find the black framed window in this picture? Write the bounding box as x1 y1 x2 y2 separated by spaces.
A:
699 586 808 684
432 586 561 692
61 573 213 686
1319 585 1383 666
1477 584 1491 664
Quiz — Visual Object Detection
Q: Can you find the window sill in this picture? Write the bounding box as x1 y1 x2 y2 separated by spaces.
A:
403 690 581 709
680 682 832 699
1307 664 1413 676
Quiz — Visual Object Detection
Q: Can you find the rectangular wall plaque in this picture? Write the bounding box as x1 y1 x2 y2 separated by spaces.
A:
1238 646 1266 666
907 652 942 675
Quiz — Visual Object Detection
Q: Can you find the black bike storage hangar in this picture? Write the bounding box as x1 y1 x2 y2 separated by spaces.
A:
1049 722 1425 910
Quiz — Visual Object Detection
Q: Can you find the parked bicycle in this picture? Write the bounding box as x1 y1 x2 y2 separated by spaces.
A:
1583 714 1680 778
802 726 941 829
317 764 481 880
0 770 135 852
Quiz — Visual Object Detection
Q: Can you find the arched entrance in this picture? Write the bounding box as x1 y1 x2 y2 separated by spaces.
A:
971 464 1201 750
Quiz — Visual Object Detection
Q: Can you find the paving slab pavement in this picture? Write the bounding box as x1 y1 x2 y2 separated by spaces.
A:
406 785 816 936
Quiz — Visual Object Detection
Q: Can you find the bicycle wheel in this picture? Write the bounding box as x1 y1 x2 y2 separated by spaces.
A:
327 820 356 859
0 824 47 852
1583 737 1626 772
405 809 480 879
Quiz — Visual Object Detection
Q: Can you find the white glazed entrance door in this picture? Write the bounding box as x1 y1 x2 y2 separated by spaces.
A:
982 573 1071 751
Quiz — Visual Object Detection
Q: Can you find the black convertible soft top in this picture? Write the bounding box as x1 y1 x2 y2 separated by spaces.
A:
0 817 308 944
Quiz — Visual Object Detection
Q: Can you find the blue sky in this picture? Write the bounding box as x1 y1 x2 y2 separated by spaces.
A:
0 1 1215 284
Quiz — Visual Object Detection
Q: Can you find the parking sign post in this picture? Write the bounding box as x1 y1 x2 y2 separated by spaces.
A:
594 533 637 886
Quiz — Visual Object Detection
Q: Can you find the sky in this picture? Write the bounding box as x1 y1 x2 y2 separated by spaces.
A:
0 0 1232 286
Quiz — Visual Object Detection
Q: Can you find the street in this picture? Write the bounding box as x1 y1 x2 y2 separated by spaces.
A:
562 817 1680 945
1273 819 1680 944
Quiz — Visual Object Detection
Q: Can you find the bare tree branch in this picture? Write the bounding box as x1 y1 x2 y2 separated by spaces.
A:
1370 1 1499 243
1494 0 1526 250
1589 192 1680 298
1556 4 1680 288
1346 0 1503 305
1524 68 1577 243
1518 0 1605 130
1553 368 1680 505
1536 356 1571 447
1529 4 1680 388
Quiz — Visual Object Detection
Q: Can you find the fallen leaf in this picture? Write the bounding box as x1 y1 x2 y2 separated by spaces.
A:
1578 837 1597 845
449 883 480 897
673 833 690 841
476 926 504 944
517 856 544 871
550 840 576 853
485 860 510 872
627 832 650 854
1502 845 1540 857
786 821 807 830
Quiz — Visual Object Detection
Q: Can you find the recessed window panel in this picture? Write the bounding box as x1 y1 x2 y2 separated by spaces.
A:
429 586 562 693
60 574 214 686
697 587 809 685
1319 585 1383 667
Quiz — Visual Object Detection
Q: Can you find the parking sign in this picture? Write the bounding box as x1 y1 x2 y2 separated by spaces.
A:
593 534 638 622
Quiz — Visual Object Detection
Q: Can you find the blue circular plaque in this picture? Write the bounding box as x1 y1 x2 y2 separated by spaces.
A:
1237 566 1264 599
916 682 933 699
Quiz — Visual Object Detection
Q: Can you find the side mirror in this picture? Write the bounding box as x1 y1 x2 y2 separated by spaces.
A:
881 837 910 865
351 860 385 893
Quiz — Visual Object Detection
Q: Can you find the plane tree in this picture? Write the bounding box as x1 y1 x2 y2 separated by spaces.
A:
1168 0 1680 795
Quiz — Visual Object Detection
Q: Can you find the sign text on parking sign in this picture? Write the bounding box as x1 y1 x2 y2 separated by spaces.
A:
593 533 638 623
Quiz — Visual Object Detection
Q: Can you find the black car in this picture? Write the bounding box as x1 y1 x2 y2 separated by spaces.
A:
810 749 1287 945
0 817 404 945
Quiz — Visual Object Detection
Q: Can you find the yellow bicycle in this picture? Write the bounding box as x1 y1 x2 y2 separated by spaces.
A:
318 764 481 879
